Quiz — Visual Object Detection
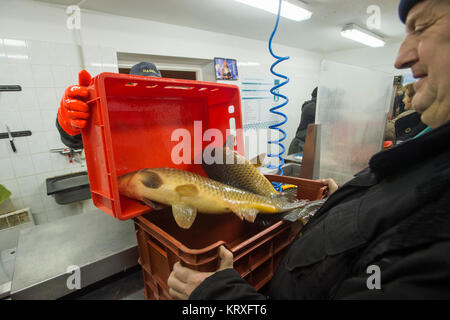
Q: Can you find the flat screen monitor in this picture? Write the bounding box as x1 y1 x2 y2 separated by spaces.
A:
214 57 238 81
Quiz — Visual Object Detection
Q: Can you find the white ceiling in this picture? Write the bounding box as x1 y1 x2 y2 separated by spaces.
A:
35 0 406 53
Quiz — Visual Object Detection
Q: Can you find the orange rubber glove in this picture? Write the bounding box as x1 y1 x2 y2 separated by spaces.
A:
57 70 93 136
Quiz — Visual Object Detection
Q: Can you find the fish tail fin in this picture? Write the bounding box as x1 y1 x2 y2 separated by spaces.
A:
281 199 327 223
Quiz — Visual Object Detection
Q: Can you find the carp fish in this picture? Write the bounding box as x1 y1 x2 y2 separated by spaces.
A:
118 167 307 229
202 145 278 197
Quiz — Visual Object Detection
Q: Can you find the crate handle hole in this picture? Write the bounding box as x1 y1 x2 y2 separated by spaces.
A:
146 84 158 88
228 105 235 114
164 86 194 90
125 82 138 87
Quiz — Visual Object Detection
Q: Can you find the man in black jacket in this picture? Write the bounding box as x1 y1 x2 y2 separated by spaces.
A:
168 0 450 299
288 87 317 155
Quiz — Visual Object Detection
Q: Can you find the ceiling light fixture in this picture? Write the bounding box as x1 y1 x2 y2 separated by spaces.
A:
341 24 385 48
234 0 312 22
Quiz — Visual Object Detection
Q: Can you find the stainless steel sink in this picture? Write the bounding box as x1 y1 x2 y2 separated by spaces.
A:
46 172 91 205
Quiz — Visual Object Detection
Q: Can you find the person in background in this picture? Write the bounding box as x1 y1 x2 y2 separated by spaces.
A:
220 60 232 80
168 0 450 299
385 82 426 143
393 86 406 118
56 62 161 149
288 87 317 155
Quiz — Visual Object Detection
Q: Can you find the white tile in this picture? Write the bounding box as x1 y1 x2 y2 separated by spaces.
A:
22 195 44 213
4 39 30 63
20 109 44 132
34 172 53 198
7 63 34 87
0 43 7 66
66 44 82 66
1 179 20 199
8 136 30 156
40 110 58 131
83 46 102 67
50 152 72 171
7 198 24 212
31 65 55 87
48 43 66 66
0 92 18 109
0 135 11 158
32 213 48 225
16 87 39 110
28 41 53 65
0 110 23 131
0 63 10 83
11 154 35 177
45 131 66 149
31 153 53 173
0 158 15 180
51 65 71 88
101 47 117 65
102 66 118 73
36 87 58 110
27 131 50 154
17 175 39 196
52 43 81 66
42 194 60 210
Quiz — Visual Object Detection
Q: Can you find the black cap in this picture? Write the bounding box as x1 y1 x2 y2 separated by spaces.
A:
399 0 426 23
129 62 161 77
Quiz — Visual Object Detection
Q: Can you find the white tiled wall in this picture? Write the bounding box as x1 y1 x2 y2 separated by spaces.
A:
0 0 324 232
0 37 116 226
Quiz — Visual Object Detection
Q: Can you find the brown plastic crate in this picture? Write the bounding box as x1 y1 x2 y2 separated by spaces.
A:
134 175 327 300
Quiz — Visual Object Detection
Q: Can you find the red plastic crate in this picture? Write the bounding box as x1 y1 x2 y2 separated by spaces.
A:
82 73 244 220
135 175 327 300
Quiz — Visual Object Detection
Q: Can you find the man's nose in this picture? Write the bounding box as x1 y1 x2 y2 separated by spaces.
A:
395 36 419 69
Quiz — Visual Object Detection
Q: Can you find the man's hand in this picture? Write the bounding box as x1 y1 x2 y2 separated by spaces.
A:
168 245 233 300
57 70 92 136
319 178 339 196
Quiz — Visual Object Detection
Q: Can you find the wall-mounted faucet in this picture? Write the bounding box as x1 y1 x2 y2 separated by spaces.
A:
50 148 84 164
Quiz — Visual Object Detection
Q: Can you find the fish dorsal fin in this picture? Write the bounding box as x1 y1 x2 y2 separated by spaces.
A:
175 184 199 197
249 153 267 167
172 204 197 229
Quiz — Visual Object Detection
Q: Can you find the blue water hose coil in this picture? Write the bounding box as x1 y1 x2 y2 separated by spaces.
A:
267 0 289 192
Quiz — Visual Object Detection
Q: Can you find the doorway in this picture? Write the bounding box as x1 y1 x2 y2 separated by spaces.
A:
119 67 197 80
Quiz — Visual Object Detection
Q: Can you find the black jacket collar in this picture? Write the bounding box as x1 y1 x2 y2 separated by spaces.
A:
369 121 450 179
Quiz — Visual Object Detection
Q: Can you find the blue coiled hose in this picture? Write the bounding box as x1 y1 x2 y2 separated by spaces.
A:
267 0 289 192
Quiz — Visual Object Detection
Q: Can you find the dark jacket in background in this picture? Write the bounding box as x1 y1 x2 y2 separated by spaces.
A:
288 98 316 155
190 120 450 300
